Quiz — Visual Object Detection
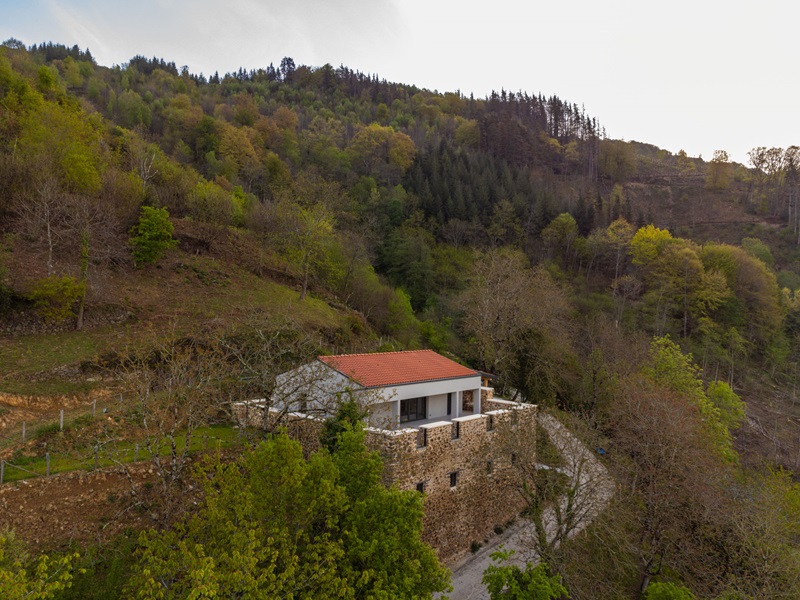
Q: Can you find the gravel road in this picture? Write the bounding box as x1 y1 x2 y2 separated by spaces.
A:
444 412 615 599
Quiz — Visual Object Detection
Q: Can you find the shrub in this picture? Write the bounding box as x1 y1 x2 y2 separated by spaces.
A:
28 275 84 323
128 206 178 266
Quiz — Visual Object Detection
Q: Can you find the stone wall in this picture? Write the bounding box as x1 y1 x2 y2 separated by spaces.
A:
232 401 324 457
367 404 537 561
0 304 134 336
480 386 494 402
233 397 537 562
462 389 474 412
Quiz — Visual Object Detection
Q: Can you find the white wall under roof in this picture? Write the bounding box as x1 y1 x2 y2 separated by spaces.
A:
271 360 481 425
374 375 481 402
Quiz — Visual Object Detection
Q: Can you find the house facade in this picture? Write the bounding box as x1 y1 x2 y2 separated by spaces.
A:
316 350 484 427
233 349 537 562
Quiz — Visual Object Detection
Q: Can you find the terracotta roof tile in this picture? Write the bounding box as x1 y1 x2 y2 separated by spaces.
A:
318 350 477 388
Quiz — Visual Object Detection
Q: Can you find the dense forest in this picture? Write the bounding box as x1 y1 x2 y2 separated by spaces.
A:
1 38 800 599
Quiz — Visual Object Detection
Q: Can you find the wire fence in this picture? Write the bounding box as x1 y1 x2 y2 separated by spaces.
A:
0 398 239 485
0 396 111 444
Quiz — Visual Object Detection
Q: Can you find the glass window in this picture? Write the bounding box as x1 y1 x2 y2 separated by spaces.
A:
400 397 427 423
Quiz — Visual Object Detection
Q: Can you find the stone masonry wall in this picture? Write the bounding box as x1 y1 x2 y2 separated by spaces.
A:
231 401 323 456
367 403 537 561
233 398 537 562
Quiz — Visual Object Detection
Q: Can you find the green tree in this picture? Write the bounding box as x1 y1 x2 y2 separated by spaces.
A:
706 150 732 191
706 380 746 432
321 394 370 452
0 531 79 599
126 430 450 598
541 213 578 265
482 550 568 600
18 102 104 194
700 243 783 355
598 139 636 181
644 582 696 600
128 206 178 266
487 199 523 247
631 225 673 267
347 123 416 183
277 201 340 300
741 237 774 269
644 336 736 462
186 179 234 226
605 218 636 279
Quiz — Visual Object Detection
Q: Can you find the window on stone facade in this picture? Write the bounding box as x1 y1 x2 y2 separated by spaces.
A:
449 471 458 488
487 460 494 474
451 421 460 440
486 415 494 431
400 397 427 423
416 481 425 493
416 428 427 448
511 453 517 466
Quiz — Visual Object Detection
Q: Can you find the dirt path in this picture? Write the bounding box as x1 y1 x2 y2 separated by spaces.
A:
445 412 615 599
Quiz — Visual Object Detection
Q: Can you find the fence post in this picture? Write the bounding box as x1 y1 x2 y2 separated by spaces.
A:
21 422 25 443
46 453 50 476
1 460 4 484
134 444 139 463
60 409 64 431
92 398 96 417
94 446 99 470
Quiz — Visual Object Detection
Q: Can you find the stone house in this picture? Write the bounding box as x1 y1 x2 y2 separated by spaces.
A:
233 349 537 562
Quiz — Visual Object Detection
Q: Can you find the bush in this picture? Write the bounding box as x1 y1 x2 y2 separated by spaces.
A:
28 275 84 323
128 206 178 266
34 422 61 440
644 582 695 600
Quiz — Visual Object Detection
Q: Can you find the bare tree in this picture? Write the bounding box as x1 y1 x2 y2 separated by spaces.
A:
118 334 232 523
62 194 124 329
608 374 732 598
509 411 614 569
15 175 65 277
459 248 575 402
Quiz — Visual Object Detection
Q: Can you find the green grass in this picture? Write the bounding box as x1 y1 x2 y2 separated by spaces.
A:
0 424 241 484
0 260 343 397
0 328 108 378
194 265 343 329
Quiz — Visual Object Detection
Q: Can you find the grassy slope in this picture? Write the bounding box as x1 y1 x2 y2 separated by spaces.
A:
0 222 352 398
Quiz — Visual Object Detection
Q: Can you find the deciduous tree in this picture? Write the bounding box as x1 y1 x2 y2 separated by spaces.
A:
125 430 450 598
128 206 178 266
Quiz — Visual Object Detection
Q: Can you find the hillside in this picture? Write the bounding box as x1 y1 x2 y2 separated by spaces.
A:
1 38 800 599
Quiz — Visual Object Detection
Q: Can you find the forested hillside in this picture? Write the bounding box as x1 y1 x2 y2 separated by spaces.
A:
1 38 800 599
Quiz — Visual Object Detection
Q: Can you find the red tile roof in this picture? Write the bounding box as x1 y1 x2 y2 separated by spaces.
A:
318 350 478 388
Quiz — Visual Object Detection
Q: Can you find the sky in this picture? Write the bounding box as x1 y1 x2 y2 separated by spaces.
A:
2 0 798 164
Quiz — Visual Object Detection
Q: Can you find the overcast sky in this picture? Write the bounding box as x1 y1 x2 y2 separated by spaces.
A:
2 0 797 164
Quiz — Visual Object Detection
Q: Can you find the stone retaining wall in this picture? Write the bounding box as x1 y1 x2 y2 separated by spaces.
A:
233 397 537 562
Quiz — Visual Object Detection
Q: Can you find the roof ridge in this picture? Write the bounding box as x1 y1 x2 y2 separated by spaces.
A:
319 349 436 360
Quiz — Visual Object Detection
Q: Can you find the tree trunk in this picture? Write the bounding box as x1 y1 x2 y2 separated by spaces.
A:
76 230 89 331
